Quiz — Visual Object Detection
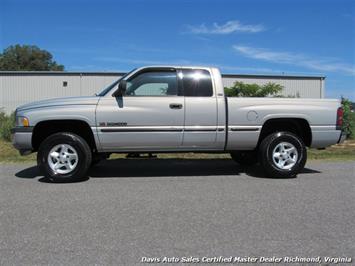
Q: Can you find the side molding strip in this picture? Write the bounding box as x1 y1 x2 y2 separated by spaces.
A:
230 127 259 132
101 128 183 132
100 127 224 133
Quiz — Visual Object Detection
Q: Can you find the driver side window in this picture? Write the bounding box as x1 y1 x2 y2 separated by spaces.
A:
126 71 177 96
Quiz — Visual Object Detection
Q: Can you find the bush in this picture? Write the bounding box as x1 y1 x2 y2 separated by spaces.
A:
224 81 283 97
0 112 15 141
341 98 354 139
350 112 355 139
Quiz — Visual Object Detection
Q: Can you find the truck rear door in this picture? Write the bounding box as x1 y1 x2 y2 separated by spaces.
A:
179 68 219 149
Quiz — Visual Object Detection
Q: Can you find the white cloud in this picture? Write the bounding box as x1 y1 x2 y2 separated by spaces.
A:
187 20 265 34
233 45 355 75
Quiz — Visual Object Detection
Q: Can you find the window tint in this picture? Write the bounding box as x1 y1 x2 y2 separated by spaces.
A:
181 69 213 97
126 71 177 96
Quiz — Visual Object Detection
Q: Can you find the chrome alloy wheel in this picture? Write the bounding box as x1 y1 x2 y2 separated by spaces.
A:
272 142 298 170
47 144 79 174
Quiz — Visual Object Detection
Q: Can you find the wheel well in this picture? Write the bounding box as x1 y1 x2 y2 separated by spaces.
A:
258 118 312 147
32 120 97 152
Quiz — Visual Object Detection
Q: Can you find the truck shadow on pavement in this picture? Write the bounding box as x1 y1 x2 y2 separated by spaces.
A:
15 158 321 183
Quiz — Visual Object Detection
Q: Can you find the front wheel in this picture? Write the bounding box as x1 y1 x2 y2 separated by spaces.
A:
259 132 307 178
37 132 92 182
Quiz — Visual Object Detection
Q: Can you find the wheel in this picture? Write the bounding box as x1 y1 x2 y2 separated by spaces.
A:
259 132 307 178
37 132 92 182
230 151 258 166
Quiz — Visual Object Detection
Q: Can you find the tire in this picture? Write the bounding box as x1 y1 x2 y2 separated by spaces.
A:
230 151 258 166
37 132 92 182
259 131 307 178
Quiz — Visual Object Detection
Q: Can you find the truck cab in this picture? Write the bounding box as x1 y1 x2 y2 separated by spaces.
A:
96 66 226 151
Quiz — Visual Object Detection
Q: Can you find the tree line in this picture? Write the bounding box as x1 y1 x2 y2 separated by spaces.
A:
0 44 64 71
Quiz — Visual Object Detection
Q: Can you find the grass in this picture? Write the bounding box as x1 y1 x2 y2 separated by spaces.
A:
1 139 354 163
0 140 36 163
308 140 355 161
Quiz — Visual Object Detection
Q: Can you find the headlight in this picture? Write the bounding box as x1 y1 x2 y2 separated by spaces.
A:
16 116 29 127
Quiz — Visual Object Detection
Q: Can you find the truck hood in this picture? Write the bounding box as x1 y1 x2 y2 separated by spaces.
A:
16 96 100 111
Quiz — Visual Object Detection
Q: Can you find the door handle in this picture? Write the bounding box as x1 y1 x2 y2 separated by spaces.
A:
169 103 183 109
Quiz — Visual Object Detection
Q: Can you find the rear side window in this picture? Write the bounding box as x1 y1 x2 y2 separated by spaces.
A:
181 69 213 97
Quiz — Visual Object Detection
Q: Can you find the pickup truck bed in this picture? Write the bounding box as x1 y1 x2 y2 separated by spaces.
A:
226 97 342 150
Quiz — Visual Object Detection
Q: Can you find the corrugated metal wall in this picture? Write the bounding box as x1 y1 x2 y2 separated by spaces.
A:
0 72 324 113
0 74 120 113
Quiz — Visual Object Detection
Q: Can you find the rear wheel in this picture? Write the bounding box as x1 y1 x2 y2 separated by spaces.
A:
259 132 306 178
230 151 258 166
37 132 92 182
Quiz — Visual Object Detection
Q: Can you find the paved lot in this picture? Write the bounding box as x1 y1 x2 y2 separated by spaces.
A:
0 159 354 265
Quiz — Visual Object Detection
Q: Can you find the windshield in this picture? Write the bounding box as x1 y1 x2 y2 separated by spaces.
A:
96 68 136 96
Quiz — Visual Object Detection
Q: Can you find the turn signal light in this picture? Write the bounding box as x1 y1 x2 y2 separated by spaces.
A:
16 116 30 127
22 117 29 127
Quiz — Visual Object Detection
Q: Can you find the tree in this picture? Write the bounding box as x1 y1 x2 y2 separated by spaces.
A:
224 81 283 97
0 44 64 71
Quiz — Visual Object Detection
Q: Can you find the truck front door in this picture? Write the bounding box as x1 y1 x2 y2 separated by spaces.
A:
96 69 184 151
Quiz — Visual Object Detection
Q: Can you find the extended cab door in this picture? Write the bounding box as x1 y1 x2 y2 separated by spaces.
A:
180 68 220 149
96 68 184 151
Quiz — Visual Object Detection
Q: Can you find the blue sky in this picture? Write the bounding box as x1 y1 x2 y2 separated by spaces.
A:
1 0 354 99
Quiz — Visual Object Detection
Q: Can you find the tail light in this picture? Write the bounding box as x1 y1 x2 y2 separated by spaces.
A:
336 107 343 130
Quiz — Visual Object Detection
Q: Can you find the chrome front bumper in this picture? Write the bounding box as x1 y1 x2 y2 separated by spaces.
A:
11 127 33 155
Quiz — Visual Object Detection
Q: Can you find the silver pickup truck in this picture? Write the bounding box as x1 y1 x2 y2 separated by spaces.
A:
12 66 345 181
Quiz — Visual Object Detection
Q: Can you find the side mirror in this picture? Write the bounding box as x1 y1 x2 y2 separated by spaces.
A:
112 80 127 97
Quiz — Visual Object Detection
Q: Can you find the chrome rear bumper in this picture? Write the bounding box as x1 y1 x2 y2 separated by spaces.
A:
337 131 347 144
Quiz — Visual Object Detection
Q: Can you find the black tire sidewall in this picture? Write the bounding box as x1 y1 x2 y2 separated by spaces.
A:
261 132 306 178
37 133 92 181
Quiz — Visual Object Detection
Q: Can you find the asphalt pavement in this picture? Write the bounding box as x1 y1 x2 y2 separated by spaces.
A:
0 159 354 265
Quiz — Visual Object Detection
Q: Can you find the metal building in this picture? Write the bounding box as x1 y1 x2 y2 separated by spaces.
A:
0 71 325 114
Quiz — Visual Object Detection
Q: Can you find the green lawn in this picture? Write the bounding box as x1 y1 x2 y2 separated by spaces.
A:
308 140 355 161
0 140 36 163
1 139 354 163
